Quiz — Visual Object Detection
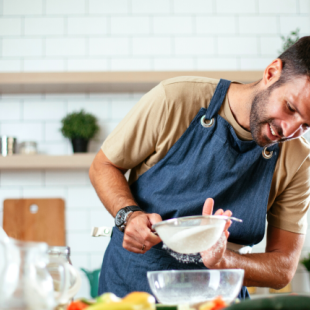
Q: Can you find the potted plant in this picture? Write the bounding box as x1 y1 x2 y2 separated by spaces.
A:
301 253 310 273
279 28 300 54
60 109 99 153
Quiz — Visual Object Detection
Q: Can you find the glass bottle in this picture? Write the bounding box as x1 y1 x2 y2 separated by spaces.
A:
47 246 81 310
0 239 68 310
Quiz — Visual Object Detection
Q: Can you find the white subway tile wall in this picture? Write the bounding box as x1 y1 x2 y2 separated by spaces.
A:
89 37 130 56
174 37 215 56
111 16 150 35
153 16 193 35
131 0 171 14
3 0 43 16
0 18 22 36
23 59 65 72
46 38 86 57
0 60 21 72
110 58 151 71
1 122 44 141
89 0 129 15
173 0 213 14
67 58 109 71
153 58 194 71
0 0 309 71
238 16 278 35
197 57 239 70
258 0 298 14
196 16 237 35
0 101 22 120
300 0 310 13
280 16 310 34
68 17 108 36
0 0 310 298
37 142 69 155
24 18 65 36
239 57 273 70
217 37 258 56
45 0 86 15
216 0 256 14
3 38 43 57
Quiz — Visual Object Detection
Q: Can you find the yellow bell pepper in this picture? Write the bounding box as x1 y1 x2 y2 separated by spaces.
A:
86 302 138 310
122 292 156 308
85 292 156 310
95 293 121 304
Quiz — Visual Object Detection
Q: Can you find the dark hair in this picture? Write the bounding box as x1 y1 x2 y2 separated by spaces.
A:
275 36 310 86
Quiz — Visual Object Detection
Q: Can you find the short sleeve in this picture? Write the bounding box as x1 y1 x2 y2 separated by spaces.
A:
267 155 310 234
102 83 167 169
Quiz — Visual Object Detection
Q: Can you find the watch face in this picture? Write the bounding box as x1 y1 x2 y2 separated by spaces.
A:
115 209 127 227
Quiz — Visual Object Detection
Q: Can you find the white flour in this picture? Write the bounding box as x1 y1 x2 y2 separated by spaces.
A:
157 224 224 254
163 232 227 265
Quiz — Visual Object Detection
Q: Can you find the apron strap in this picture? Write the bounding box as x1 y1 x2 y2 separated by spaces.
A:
205 79 231 119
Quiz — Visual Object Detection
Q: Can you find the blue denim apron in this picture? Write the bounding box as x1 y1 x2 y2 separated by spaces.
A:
98 79 279 300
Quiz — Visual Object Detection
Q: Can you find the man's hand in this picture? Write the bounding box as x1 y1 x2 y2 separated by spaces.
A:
200 198 232 268
123 211 162 254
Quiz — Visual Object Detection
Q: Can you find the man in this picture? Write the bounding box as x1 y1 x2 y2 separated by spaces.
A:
89 36 310 299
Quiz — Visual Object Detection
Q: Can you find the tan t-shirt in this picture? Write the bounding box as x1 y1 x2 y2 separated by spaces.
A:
102 77 310 234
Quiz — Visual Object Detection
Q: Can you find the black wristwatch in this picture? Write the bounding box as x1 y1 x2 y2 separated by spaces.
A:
115 206 144 232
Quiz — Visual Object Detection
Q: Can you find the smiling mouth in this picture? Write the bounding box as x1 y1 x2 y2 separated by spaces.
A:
268 123 283 142
269 124 277 137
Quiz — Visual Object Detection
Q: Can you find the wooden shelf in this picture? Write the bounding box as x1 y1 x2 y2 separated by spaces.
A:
0 71 263 94
0 154 96 170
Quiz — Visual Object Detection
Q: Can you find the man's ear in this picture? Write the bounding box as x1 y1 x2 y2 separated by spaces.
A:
263 58 283 87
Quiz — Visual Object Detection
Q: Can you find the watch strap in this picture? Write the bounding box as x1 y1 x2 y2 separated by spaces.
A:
115 205 144 232
124 205 144 213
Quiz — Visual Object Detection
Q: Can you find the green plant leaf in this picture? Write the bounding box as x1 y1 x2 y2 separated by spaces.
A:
60 109 99 140
300 253 310 272
279 28 300 54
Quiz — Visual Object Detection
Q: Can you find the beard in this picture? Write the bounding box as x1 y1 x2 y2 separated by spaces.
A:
250 87 286 147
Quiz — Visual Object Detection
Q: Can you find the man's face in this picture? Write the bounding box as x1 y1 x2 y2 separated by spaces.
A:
250 76 310 147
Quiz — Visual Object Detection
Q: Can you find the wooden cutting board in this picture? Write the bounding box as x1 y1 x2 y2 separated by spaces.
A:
3 198 65 246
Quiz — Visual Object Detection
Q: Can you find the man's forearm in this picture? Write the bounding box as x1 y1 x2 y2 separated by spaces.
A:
202 226 304 290
89 151 137 217
214 250 296 289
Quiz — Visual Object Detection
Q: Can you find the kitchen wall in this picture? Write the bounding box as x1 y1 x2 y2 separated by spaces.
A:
1 0 310 298
0 0 310 72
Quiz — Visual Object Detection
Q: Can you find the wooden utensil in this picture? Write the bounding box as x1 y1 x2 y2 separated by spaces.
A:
3 198 65 246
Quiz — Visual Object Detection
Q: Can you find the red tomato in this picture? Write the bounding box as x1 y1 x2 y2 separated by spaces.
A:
212 296 227 309
67 301 88 310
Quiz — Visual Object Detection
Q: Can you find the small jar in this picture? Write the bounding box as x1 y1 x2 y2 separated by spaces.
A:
19 141 37 155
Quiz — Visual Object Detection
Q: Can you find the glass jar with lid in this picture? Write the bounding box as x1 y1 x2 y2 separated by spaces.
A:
19 141 37 155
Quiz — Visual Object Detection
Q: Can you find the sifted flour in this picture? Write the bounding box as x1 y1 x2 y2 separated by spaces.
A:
156 223 224 254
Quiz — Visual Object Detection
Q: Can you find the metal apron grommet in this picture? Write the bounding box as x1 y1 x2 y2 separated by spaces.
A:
262 147 273 159
201 115 214 128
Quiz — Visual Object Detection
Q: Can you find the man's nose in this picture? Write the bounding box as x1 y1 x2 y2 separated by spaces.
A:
282 121 302 138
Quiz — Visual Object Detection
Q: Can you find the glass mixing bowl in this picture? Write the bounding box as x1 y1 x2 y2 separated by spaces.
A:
147 269 244 305
152 215 242 254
